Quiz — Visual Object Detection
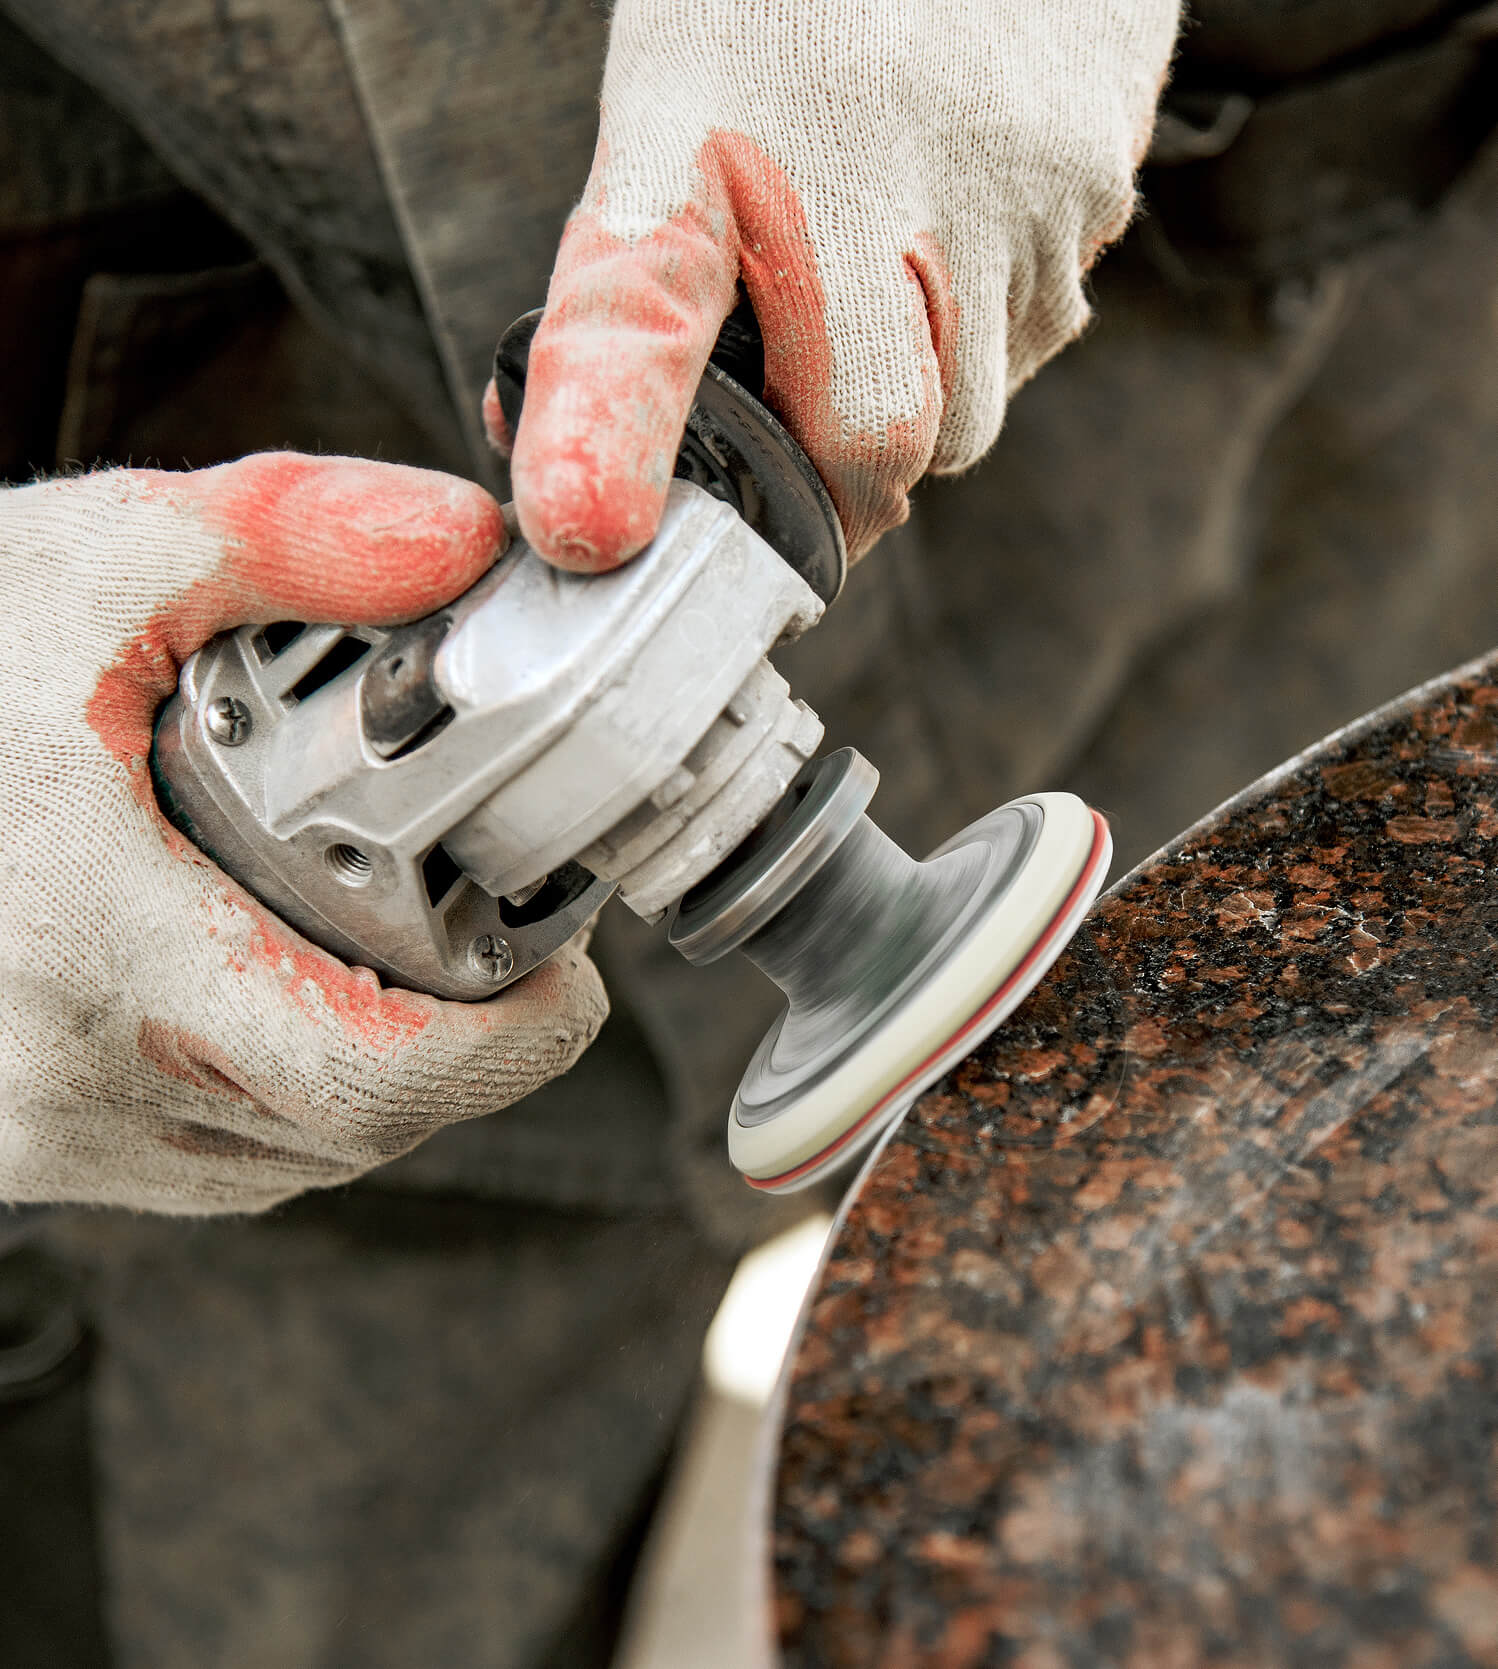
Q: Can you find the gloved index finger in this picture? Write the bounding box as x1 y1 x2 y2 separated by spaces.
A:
510 187 739 573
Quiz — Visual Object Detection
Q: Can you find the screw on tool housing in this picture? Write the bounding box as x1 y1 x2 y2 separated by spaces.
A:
204 697 253 747
468 934 514 983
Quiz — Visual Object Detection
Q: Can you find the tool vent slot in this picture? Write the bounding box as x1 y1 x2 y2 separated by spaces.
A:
253 621 307 662
422 842 465 908
287 634 371 704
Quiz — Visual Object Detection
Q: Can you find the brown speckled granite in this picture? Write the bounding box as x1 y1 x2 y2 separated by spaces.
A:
773 652 1498 1669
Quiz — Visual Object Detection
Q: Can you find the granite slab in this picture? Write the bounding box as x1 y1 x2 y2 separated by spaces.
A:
773 651 1498 1668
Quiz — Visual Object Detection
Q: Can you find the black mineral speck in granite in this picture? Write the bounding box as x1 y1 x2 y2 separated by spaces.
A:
773 651 1498 1669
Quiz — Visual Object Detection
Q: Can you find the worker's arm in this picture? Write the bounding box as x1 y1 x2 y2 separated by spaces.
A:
504 0 1182 570
0 454 606 1215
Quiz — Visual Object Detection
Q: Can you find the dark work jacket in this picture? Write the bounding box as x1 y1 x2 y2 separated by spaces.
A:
1149 0 1498 278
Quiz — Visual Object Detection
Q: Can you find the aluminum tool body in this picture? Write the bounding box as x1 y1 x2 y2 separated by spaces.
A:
152 314 1111 1192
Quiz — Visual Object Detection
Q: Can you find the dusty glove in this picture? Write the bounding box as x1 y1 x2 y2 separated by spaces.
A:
0 455 607 1216
501 0 1180 569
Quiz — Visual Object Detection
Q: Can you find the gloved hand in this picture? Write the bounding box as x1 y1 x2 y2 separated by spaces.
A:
498 0 1179 570
0 455 607 1216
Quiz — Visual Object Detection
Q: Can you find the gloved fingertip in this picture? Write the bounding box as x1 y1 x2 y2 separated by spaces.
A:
513 451 665 572
541 535 629 574
527 526 648 574
343 467 509 607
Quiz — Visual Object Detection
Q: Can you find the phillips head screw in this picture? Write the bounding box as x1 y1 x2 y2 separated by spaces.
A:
468 933 514 983
205 696 254 747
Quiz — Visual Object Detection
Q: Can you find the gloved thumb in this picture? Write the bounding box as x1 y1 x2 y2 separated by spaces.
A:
81 454 506 764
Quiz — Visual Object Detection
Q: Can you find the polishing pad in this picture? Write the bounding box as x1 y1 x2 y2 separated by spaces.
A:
670 751 1110 1194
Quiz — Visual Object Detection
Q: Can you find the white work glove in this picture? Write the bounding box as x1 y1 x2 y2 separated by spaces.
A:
0 455 607 1216
499 0 1180 569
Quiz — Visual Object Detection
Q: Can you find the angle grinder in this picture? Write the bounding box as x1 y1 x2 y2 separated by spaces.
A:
151 309 1111 1193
